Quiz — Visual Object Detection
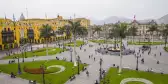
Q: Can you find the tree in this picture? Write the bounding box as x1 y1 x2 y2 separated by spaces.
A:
68 20 84 66
77 27 88 44
128 25 137 43
162 24 168 47
40 24 54 56
57 27 66 51
93 26 102 38
109 25 119 49
147 24 158 44
115 23 128 73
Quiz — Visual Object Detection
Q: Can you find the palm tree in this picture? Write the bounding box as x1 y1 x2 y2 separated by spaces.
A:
40 24 54 56
57 27 66 51
94 26 102 38
109 25 119 49
147 24 158 44
77 27 88 44
115 23 128 73
68 20 84 66
128 25 137 43
162 24 168 47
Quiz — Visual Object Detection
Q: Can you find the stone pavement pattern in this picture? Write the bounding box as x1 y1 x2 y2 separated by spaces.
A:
0 40 168 84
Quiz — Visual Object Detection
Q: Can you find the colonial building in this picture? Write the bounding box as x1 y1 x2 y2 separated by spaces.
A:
0 14 90 50
89 19 165 39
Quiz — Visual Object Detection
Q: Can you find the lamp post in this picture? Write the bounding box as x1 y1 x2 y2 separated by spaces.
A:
135 54 141 70
22 48 24 62
77 55 80 74
24 46 27 58
17 53 22 74
41 64 45 84
70 47 72 62
99 58 103 81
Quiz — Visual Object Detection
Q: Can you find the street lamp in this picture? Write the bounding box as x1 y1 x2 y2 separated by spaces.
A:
17 54 22 74
99 58 103 81
41 64 45 84
77 55 80 74
135 54 141 70
22 48 24 62
70 47 72 62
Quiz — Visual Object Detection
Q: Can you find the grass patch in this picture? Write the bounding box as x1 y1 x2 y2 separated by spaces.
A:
101 67 168 84
2 47 63 59
89 40 120 44
0 60 87 84
128 41 164 45
64 40 84 47
164 47 168 52
126 81 145 84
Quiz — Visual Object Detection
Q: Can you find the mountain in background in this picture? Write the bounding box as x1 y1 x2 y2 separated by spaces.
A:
90 14 168 25
157 14 168 24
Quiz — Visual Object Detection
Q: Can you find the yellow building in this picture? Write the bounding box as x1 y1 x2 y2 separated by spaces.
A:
0 14 90 50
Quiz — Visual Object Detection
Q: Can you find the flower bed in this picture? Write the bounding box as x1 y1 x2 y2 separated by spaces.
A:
24 67 45 74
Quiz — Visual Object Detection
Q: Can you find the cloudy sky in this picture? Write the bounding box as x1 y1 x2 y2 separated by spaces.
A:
0 0 168 20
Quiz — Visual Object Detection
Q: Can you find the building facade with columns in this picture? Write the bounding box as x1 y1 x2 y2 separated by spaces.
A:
89 20 165 40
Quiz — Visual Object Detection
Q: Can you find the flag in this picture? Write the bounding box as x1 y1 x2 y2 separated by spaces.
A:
134 15 136 21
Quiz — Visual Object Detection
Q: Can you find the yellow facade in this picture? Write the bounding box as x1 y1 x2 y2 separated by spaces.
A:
0 15 90 50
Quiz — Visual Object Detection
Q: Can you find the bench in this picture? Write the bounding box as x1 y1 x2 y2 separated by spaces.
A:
69 75 76 81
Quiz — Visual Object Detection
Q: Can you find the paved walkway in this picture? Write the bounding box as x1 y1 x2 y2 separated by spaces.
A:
0 40 168 84
0 73 29 84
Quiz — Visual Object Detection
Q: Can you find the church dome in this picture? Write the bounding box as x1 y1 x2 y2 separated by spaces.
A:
20 13 25 21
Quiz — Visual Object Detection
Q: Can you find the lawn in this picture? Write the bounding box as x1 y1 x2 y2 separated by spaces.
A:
128 41 164 45
2 47 63 59
64 40 84 47
89 40 120 44
164 47 168 52
0 60 87 84
101 67 168 84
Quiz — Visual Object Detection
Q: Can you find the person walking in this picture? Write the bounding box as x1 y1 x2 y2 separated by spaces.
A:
86 71 89 77
94 57 95 61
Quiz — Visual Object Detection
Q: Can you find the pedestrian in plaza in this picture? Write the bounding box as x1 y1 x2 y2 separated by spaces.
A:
89 55 90 59
148 51 150 55
160 52 162 56
154 54 156 57
95 80 98 84
157 60 160 64
94 57 95 61
86 71 89 77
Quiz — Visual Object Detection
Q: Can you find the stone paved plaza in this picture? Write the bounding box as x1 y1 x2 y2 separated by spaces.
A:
0 40 168 84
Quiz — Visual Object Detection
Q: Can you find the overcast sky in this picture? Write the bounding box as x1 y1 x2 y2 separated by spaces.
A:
0 0 168 20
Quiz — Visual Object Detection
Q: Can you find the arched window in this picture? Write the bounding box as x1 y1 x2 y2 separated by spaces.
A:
8 28 10 31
